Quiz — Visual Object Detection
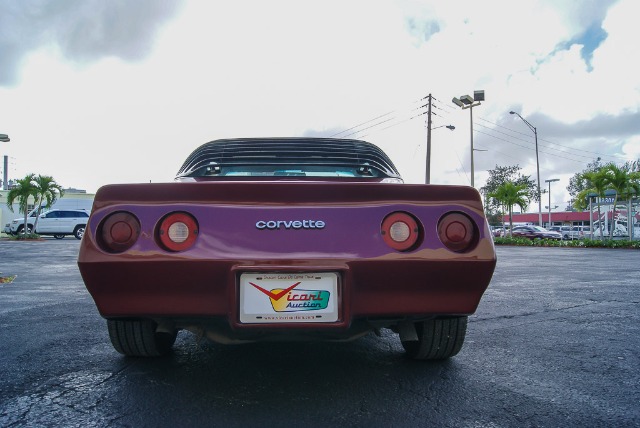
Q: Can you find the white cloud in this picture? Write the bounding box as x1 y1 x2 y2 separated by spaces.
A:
621 137 640 160
0 0 638 211
590 0 640 112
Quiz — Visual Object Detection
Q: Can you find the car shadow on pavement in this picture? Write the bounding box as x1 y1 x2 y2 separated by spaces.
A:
104 330 468 426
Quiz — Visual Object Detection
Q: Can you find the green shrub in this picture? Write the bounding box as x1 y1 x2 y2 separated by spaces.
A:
10 233 41 241
493 236 640 249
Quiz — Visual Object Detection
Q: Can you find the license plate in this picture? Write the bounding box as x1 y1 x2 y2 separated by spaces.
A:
239 272 339 324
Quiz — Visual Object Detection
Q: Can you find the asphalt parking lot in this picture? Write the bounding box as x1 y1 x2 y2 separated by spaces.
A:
0 240 638 427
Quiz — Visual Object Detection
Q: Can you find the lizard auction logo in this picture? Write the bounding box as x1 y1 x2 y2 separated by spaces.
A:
249 281 330 312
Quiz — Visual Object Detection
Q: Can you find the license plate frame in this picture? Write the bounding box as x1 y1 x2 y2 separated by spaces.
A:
239 272 339 324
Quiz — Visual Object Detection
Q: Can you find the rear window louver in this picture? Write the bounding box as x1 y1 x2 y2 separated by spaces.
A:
176 138 401 179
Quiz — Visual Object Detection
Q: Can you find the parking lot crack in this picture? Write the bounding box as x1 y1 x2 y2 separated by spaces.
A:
473 300 622 324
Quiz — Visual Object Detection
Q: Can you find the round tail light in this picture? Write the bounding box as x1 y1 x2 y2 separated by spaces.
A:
157 212 198 252
98 212 141 253
437 212 478 253
381 212 421 251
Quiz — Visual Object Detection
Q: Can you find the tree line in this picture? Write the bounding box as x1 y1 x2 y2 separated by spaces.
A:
481 159 640 238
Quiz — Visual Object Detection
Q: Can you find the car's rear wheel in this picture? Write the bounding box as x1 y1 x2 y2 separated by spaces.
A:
74 225 85 240
53 234 65 240
107 319 177 357
401 317 467 360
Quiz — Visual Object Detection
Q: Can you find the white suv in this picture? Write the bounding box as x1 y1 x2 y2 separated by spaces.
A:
9 209 90 239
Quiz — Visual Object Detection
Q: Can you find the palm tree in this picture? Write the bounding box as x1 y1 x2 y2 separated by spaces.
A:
32 175 65 231
6 173 38 235
488 182 529 236
601 163 640 239
576 169 609 239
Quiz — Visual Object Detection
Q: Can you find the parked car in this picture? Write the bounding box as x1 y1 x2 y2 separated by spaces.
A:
511 225 562 240
491 226 508 237
4 198 93 237
9 209 89 239
550 225 576 240
572 226 591 239
78 137 497 361
550 225 592 240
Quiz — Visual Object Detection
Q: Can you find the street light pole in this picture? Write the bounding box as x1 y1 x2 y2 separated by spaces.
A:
545 178 559 228
453 90 485 187
1 134 9 191
510 111 543 226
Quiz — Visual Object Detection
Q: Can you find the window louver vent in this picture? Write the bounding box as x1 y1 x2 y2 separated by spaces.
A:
176 138 401 179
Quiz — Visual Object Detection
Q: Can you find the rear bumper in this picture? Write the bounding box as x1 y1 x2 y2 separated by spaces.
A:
79 256 495 332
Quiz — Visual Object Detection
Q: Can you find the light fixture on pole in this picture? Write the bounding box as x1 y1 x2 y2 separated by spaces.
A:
545 178 559 227
510 111 543 226
1 134 10 191
424 93 455 184
452 90 484 187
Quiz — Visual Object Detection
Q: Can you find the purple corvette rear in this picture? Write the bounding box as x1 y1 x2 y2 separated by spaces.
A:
78 138 496 360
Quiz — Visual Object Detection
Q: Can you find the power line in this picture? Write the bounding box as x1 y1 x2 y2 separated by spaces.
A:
473 143 522 163
330 98 424 138
348 112 427 139
452 147 470 185
476 117 630 163
474 122 595 162
358 111 429 139
330 111 397 138
331 94 462 140
474 129 586 164
340 116 399 139
330 96 635 177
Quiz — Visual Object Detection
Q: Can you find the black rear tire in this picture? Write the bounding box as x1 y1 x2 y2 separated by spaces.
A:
401 317 467 360
107 319 177 357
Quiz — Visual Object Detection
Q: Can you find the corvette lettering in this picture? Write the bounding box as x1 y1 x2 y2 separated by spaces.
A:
256 220 325 230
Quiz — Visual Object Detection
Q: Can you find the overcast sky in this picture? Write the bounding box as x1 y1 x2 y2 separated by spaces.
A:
1 0 639 211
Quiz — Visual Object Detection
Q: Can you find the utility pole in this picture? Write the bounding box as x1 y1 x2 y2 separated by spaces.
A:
423 94 454 184
425 94 432 184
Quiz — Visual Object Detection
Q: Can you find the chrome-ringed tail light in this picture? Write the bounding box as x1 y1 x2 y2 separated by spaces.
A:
437 212 478 253
98 211 141 253
157 212 198 252
381 212 421 251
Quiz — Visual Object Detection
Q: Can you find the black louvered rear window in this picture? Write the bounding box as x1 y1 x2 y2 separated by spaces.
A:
176 138 402 179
